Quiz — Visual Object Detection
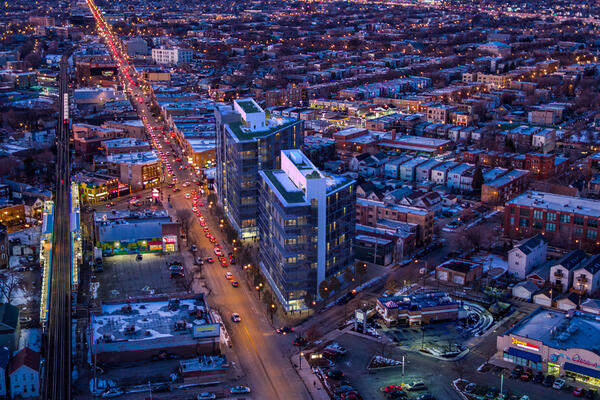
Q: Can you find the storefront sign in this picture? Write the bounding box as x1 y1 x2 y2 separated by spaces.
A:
192 324 220 338
550 353 599 368
512 337 540 352
573 354 599 368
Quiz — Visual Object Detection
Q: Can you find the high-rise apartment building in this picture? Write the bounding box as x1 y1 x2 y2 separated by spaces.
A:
258 150 356 311
215 98 303 240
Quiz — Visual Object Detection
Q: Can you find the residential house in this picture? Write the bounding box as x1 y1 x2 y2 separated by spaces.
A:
512 280 540 302
398 157 428 181
507 234 547 279
436 259 482 285
556 292 579 312
571 254 600 295
430 161 458 185
415 159 442 182
447 163 474 191
532 289 553 307
549 250 588 293
580 298 600 315
9 347 40 399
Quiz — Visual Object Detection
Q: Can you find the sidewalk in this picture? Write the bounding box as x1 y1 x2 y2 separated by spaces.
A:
290 353 330 400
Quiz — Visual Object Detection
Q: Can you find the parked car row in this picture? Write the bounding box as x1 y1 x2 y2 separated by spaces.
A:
509 366 596 398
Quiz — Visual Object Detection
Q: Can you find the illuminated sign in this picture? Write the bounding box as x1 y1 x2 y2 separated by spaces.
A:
511 337 540 352
192 324 220 338
573 354 598 368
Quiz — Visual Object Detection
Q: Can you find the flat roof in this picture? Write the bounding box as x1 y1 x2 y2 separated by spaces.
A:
508 191 600 217
226 118 300 142
507 308 600 354
92 297 216 343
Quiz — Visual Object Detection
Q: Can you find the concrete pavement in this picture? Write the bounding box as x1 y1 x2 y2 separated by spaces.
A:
162 188 312 400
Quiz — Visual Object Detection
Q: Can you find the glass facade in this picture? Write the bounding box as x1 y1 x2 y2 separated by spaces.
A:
216 103 303 241
503 350 542 370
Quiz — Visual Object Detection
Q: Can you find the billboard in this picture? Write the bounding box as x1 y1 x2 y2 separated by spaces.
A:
193 324 220 338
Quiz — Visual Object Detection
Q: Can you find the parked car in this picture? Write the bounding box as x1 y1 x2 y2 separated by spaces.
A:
510 366 524 379
293 336 307 347
168 264 184 272
197 393 216 400
416 394 435 400
520 369 533 381
191 245 197 252
152 384 171 393
380 385 403 393
136 253 143 261
553 378 565 389
102 388 123 398
230 386 251 394
586 389 597 399
326 369 345 380
464 383 476 393
574 388 585 397
542 375 555 387
407 382 427 391
533 372 544 384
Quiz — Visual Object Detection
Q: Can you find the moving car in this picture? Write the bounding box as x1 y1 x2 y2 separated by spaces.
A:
136 253 143 261
206 257 214 263
225 272 233 280
170 270 184 279
230 386 251 394
197 393 216 400
231 281 239 287
231 313 241 323
276 326 293 335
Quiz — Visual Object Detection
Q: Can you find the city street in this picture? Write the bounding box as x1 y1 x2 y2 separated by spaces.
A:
85 4 313 396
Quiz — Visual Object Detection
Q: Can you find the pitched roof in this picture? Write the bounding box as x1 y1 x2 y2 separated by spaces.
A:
577 254 600 274
0 303 19 334
554 249 588 271
515 234 546 255
9 347 40 374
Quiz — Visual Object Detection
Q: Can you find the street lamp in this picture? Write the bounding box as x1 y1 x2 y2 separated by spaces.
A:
299 352 304 370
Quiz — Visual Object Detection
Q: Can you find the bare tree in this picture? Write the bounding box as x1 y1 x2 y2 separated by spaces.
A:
0 270 24 304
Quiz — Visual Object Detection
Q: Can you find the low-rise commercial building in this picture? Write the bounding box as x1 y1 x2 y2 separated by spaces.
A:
91 296 220 363
376 291 459 327
497 308 600 387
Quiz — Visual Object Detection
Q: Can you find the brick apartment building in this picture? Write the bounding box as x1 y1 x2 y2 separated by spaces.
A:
504 191 600 251
356 198 433 245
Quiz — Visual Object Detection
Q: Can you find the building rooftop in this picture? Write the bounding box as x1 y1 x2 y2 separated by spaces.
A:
226 118 300 142
107 151 159 165
507 308 600 354
507 191 600 217
378 291 457 310
92 296 218 344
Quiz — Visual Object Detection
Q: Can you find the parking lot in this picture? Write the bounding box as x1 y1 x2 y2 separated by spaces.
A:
95 253 186 301
383 322 469 356
316 332 461 400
